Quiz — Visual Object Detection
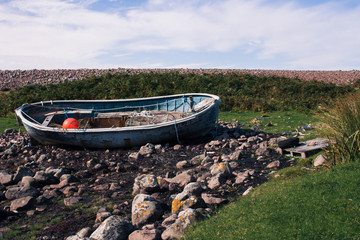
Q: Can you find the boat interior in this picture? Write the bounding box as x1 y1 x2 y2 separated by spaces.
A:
19 96 216 129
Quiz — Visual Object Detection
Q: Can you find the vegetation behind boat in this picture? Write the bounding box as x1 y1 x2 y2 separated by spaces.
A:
0 72 354 117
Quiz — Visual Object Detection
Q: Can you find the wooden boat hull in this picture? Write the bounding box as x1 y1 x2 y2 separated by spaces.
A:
15 93 220 148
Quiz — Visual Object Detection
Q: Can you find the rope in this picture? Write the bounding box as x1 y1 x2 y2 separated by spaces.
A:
174 119 180 144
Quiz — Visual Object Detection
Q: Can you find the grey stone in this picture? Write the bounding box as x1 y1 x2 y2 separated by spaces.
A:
132 174 160 195
13 167 34 183
10 196 36 211
90 216 134 240
210 162 232 177
161 209 204 240
128 228 161 240
20 176 36 187
5 186 40 200
34 171 58 185
165 171 195 187
139 143 155 156
314 155 327 167
266 160 280 169
176 160 189 169
131 194 163 228
0 170 13 186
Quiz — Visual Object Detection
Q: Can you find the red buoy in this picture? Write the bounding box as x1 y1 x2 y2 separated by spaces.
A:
62 118 79 129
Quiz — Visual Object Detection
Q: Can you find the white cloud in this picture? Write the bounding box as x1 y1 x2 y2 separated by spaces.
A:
0 0 359 69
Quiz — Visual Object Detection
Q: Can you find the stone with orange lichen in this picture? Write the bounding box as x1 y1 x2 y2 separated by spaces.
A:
161 208 205 240
210 162 232 177
132 174 160 195
131 194 163 228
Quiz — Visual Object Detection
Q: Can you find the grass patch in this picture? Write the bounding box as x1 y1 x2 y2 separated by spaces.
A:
0 117 22 133
184 161 360 240
219 111 324 140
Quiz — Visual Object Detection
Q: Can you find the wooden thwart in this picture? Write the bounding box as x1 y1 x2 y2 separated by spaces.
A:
279 138 329 158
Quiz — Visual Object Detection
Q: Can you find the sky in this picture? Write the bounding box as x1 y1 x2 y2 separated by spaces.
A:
0 0 359 70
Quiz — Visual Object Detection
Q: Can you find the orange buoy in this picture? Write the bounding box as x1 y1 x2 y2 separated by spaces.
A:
62 118 79 129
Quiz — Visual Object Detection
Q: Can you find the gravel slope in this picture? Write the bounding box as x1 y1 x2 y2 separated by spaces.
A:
1 69 359 90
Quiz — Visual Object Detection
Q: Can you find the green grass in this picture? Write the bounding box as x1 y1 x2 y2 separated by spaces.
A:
0 117 22 133
219 111 324 140
184 161 360 240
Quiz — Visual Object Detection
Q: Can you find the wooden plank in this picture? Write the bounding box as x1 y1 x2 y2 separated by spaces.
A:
281 138 329 159
42 115 54 126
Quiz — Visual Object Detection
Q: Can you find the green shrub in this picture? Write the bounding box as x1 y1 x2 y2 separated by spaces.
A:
0 72 354 117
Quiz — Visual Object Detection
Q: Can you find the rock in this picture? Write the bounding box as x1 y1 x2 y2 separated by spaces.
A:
161 214 178 228
161 209 204 240
314 155 327 167
243 186 253 196
10 196 36 211
176 160 189 169
201 193 227 205
210 162 232 177
37 154 48 163
207 174 225 189
128 228 161 240
13 167 35 183
190 154 206 165
129 152 143 160
96 211 112 224
0 170 13 186
183 182 206 195
165 171 195 187
5 186 40 200
173 144 182 150
131 194 163 228
132 174 160 195
268 136 287 146
21 176 36 187
139 143 155 156
229 150 243 161
90 216 134 240
34 171 58 185
234 171 250 184
247 136 258 143
58 174 78 187
171 192 204 215
201 156 213 166
77 227 92 238
64 196 82 206
266 160 281 169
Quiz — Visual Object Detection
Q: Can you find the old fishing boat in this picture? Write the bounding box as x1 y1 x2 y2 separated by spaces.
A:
15 93 220 148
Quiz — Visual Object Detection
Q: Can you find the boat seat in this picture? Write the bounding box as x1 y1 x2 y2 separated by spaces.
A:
42 114 54 126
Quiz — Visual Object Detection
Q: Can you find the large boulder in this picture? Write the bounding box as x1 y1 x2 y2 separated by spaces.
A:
5 186 40 200
161 209 204 240
10 196 36 211
90 216 134 240
171 182 206 215
132 174 160 195
131 194 164 228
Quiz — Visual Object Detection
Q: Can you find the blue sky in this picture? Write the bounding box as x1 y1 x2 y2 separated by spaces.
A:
0 0 359 70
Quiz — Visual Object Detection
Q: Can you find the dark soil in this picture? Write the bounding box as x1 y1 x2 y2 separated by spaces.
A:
0 123 294 239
